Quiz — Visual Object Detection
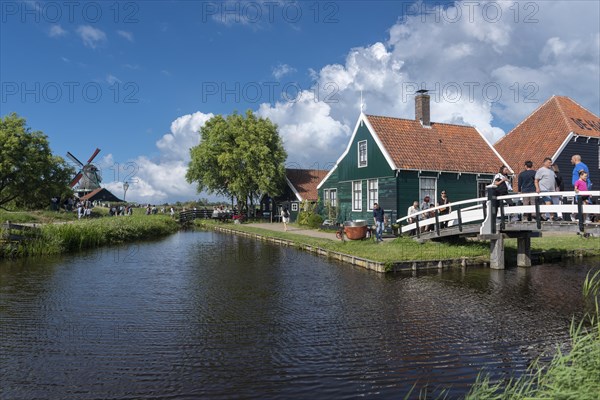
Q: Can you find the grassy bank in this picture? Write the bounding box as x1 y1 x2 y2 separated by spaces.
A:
0 209 79 223
465 270 600 400
195 220 600 264
1 214 179 258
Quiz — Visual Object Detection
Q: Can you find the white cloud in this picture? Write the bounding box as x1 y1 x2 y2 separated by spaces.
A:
49 25 67 38
101 112 215 204
106 74 122 85
76 25 107 48
272 63 297 80
101 0 599 202
253 0 599 168
117 30 134 42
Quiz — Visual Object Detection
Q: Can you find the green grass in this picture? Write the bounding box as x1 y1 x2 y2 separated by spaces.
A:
0 209 79 223
195 220 600 264
1 214 179 258
195 220 490 262
466 269 600 400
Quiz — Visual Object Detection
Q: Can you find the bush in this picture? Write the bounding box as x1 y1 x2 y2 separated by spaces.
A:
306 213 324 229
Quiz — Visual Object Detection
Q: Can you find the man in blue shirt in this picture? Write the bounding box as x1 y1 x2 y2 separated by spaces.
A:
571 154 591 188
373 202 384 243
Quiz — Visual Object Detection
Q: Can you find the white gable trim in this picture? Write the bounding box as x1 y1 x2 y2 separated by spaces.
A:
474 126 515 174
551 132 574 163
285 176 303 202
316 113 396 189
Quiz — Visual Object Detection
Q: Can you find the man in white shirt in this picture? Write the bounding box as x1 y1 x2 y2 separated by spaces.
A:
535 157 557 221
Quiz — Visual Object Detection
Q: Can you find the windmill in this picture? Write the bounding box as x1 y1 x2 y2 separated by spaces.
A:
67 148 102 196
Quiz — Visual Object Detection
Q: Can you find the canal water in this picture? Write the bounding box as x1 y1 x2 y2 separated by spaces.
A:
0 231 596 399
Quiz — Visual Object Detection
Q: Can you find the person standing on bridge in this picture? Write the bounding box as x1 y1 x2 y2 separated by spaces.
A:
518 161 537 221
535 157 557 221
438 191 450 228
407 201 420 236
571 155 591 189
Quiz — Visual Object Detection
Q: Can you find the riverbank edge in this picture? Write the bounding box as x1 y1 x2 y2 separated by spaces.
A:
0 216 180 259
206 224 599 273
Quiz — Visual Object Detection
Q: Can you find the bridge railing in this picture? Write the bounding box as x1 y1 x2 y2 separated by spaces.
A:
397 190 599 237
492 191 599 232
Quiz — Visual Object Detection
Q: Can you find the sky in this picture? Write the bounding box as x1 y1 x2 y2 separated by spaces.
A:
1 0 599 204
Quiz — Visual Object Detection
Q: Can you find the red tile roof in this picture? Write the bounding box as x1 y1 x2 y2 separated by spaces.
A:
494 95 600 176
286 169 329 201
365 115 506 174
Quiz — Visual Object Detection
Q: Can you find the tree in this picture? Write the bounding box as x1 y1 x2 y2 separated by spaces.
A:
0 113 74 209
186 110 287 212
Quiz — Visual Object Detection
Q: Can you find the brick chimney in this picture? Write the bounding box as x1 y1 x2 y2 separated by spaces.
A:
415 89 430 127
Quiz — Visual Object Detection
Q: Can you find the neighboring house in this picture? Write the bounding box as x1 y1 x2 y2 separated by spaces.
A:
79 187 123 203
494 95 600 190
317 90 511 223
260 168 328 221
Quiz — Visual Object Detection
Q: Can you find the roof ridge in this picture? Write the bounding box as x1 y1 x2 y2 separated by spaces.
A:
556 95 600 119
366 114 475 130
553 95 572 131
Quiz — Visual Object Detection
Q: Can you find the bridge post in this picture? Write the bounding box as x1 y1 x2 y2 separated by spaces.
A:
480 187 497 235
517 233 531 267
489 234 505 270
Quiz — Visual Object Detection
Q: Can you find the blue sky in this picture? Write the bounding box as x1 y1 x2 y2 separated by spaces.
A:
1 0 599 203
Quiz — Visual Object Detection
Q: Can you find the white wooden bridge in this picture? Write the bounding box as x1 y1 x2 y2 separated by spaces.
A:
396 190 600 269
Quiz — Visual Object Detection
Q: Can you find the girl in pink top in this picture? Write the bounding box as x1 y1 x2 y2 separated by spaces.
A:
574 170 590 204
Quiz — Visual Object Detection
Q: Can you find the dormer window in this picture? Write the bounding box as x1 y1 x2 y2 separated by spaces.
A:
358 140 367 167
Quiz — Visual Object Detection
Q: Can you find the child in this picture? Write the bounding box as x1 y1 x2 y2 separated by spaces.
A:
574 170 590 202
574 170 591 222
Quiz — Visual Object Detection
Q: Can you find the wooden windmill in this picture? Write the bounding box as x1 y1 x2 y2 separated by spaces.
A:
67 148 102 196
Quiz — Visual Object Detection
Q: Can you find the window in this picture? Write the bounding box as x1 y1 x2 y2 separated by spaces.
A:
352 181 362 211
368 179 378 209
358 140 367 167
419 177 437 204
329 189 337 207
324 189 337 207
291 203 298 212
478 180 492 198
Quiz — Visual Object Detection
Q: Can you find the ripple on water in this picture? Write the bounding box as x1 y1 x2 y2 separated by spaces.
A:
0 231 595 399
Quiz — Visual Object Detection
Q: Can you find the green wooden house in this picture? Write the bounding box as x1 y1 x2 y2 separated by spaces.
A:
317 90 511 225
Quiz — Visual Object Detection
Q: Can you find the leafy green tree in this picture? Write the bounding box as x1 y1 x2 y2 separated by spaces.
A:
0 113 74 209
186 110 287 212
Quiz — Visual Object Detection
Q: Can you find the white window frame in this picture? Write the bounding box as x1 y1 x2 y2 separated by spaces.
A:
352 181 363 211
368 179 378 209
358 140 368 168
419 177 437 205
324 189 329 205
291 202 298 212
329 189 337 207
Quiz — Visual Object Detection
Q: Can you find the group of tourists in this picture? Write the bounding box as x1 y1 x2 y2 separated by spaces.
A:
401 154 595 234
496 154 594 222
405 191 451 234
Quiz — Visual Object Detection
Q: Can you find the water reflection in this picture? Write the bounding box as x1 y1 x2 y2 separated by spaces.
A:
0 231 596 399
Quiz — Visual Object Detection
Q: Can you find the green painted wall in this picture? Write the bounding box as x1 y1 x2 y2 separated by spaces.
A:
319 119 397 222
397 171 495 218
337 122 394 182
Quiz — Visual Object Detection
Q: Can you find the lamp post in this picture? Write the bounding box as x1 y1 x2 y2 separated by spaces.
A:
123 181 129 201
